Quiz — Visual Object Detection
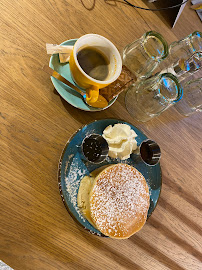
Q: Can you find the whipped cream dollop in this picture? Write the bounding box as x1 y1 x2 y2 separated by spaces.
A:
102 123 138 160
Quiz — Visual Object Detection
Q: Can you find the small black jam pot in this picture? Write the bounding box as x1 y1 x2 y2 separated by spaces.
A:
81 134 109 164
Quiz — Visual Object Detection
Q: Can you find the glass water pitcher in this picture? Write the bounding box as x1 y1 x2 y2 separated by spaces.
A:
125 73 183 122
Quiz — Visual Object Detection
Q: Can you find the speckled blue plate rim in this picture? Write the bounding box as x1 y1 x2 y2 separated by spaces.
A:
58 124 105 237
58 119 162 237
49 39 117 112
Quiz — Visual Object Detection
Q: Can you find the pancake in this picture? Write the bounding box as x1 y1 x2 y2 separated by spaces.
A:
78 163 150 239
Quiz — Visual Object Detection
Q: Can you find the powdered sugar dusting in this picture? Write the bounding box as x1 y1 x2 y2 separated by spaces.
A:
107 157 152 196
65 158 87 221
90 164 150 237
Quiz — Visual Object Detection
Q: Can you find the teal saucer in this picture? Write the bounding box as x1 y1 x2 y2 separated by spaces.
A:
49 39 117 111
58 119 162 237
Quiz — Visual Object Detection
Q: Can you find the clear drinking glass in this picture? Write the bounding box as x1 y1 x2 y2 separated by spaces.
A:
158 31 202 73
169 31 202 63
122 31 169 79
125 73 183 122
190 31 202 52
174 77 202 116
157 50 202 85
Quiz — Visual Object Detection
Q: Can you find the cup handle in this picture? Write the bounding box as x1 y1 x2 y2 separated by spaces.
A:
86 86 99 103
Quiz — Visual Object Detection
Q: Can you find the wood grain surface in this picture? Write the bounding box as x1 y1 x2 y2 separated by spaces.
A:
0 1 202 269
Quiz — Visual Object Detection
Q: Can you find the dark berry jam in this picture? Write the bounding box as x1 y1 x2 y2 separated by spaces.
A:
82 137 102 162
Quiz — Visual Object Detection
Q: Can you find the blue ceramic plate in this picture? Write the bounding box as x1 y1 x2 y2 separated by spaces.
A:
49 39 117 111
58 119 162 236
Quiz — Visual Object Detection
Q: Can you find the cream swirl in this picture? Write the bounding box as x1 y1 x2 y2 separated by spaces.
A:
102 124 137 160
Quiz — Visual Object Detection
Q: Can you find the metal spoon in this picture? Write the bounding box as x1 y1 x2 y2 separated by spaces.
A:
42 65 108 108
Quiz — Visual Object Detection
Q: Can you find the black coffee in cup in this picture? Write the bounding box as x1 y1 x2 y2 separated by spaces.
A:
77 47 109 81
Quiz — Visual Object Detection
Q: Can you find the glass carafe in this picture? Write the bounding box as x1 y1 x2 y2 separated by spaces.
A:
156 31 202 78
123 31 168 79
125 73 183 122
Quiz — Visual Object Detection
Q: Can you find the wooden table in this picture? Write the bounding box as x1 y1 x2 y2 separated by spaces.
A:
0 1 202 269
